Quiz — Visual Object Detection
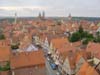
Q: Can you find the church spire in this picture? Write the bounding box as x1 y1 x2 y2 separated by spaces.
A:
38 12 42 19
38 11 46 20
14 12 17 24
42 11 45 19
68 13 72 20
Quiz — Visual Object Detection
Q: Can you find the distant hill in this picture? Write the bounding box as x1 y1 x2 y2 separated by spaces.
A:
72 17 100 21
0 17 100 22
49 17 100 21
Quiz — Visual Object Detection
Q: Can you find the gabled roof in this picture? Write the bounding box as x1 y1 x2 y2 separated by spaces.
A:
75 52 83 64
51 38 69 49
71 41 82 47
65 51 86 70
86 42 100 59
0 46 11 62
10 50 45 69
0 71 10 75
56 43 76 61
77 62 99 75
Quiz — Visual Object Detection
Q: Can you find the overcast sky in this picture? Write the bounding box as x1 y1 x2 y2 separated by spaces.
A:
0 0 100 17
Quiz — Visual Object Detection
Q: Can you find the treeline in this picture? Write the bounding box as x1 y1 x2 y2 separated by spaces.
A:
69 26 100 44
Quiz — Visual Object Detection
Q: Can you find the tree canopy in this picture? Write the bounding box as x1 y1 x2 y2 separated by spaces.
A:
69 26 94 45
11 43 20 50
0 34 5 40
0 62 10 71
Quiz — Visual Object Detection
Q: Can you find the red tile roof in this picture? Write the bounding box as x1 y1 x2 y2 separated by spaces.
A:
0 46 11 62
86 42 100 59
77 62 99 75
51 38 69 49
10 50 45 69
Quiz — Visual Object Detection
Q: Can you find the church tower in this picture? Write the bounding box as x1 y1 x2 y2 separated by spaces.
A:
68 13 72 21
42 11 45 19
14 12 17 24
38 12 42 19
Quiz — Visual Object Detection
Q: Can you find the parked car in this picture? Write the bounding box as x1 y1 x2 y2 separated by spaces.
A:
50 63 57 70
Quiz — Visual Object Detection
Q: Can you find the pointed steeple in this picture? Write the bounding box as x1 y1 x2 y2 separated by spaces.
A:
14 12 17 24
42 11 45 19
68 13 72 20
38 12 42 19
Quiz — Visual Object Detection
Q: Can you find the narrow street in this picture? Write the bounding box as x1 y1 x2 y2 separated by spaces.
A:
46 59 57 75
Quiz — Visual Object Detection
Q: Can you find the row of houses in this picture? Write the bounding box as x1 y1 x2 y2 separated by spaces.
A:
0 18 100 75
0 40 47 75
33 33 100 75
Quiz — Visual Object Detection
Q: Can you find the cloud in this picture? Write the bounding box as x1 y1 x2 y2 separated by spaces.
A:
0 6 49 17
0 6 48 11
0 0 100 17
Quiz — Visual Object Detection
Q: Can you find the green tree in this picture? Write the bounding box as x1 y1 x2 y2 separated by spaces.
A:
86 34 94 40
82 37 93 45
93 32 100 43
0 62 10 71
11 44 19 50
69 25 94 43
82 38 89 45
94 34 100 43
69 32 81 42
78 25 83 33
0 34 5 40
96 31 100 37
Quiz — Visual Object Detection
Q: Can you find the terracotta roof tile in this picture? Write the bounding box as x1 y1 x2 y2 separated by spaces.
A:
0 71 10 75
77 62 99 75
10 50 45 69
0 46 11 62
86 42 100 59
51 38 69 49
